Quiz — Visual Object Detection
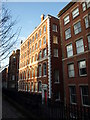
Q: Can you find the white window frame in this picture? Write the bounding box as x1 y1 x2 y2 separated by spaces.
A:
69 86 77 104
43 63 47 76
74 21 81 35
52 24 57 32
54 49 58 57
87 35 90 50
65 28 71 40
64 15 70 25
85 16 89 29
81 86 89 106
76 39 84 54
82 2 86 11
39 65 42 77
72 7 79 19
78 60 87 76
66 44 73 58
68 64 75 78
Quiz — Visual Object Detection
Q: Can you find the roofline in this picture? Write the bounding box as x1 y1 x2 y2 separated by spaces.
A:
58 1 75 17
20 14 58 47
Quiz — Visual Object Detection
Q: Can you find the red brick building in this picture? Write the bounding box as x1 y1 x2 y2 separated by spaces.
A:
2 67 8 89
18 14 64 103
8 49 20 90
58 1 90 106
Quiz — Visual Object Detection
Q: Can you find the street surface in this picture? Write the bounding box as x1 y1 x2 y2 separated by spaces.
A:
2 95 26 119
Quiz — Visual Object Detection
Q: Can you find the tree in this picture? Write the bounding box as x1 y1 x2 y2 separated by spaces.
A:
0 6 21 63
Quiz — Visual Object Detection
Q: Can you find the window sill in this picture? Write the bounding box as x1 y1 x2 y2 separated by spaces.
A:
54 82 60 84
43 75 47 77
82 104 90 107
55 99 60 101
70 103 77 105
79 74 87 77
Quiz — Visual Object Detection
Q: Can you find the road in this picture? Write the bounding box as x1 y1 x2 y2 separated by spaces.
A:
2 95 27 119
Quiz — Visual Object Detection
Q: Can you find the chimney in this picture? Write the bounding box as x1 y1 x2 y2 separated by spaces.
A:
41 14 45 22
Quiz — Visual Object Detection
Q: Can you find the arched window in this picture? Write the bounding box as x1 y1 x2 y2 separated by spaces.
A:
38 81 42 92
39 40 41 48
29 70 30 79
35 82 37 92
24 71 25 80
39 51 42 60
30 39 32 44
43 48 47 57
35 54 38 61
38 65 42 77
43 63 47 76
39 29 41 36
36 33 38 39
32 46 34 52
43 36 46 44
32 69 34 78
28 82 30 91
35 43 37 50
44 25 46 33
35 67 37 77
33 36 34 42
32 56 34 63
31 82 33 92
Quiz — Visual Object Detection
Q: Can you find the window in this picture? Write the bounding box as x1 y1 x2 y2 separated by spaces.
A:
53 36 58 44
81 86 89 105
39 40 41 48
28 41 29 47
12 75 15 80
54 49 58 57
87 35 90 50
32 69 34 78
28 83 30 91
65 28 71 40
35 82 37 92
39 65 42 77
78 60 87 76
55 92 60 101
86 0 90 8
72 7 79 19
43 36 46 44
32 56 34 63
31 82 33 92
30 58 31 64
32 36 34 42
38 81 42 92
30 39 32 44
66 44 73 58
29 70 30 78
39 29 41 36
64 15 70 25
35 43 37 49
36 33 38 39
82 2 86 11
35 67 37 77
35 54 37 61
76 39 84 54
39 51 42 60
30 48 31 54
68 64 75 77
43 63 46 76
32 46 34 52
85 16 89 29
52 24 57 32
43 48 47 57
44 25 46 33
54 69 59 83
69 86 77 104
74 21 81 35
24 71 25 80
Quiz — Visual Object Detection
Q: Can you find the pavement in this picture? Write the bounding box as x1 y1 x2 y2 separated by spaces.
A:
2 95 27 119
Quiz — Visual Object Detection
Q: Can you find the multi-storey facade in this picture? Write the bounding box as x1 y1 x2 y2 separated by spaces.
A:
2 67 8 89
8 49 20 90
58 1 90 106
18 14 64 103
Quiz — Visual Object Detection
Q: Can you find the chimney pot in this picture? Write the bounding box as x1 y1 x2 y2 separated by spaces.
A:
41 14 45 22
